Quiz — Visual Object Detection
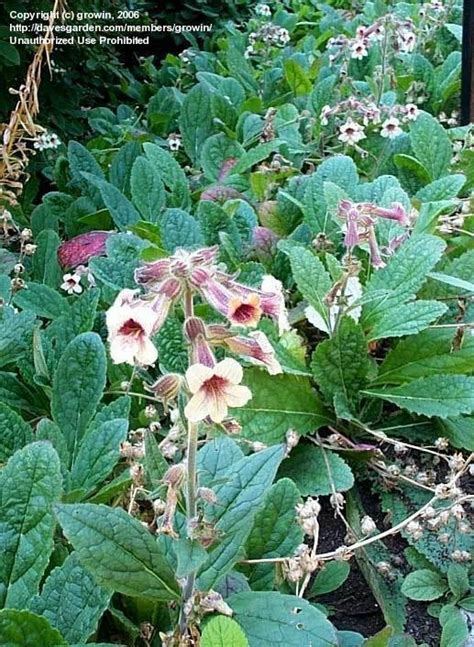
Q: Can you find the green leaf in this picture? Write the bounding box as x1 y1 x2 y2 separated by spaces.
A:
90 233 147 290
446 563 469 599
393 154 431 186
312 317 370 407
401 569 448 600
110 141 142 195
415 175 465 201
230 141 282 175
179 83 214 163
83 174 141 229
279 444 354 496
310 561 350 596
410 112 452 180
54 503 179 600
197 437 244 488
367 300 447 342
364 375 474 418
428 271 474 293
201 134 244 182
279 242 331 323
70 419 128 495
154 316 187 373
229 591 338 646
0 308 36 368
437 415 474 451
201 616 249 647
144 430 168 490
362 234 446 322
440 608 468 647
143 143 190 209
198 445 285 590
29 552 111 644
0 402 33 463
36 419 70 468
236 369 331 444
160 208 204 252
303 156 358 233
245 478 303 590
283 59 312 96
130 156 165 222
376 329 474 384
174 539 208 579
14 283 69 319
51 332 106 465
32 229 62 288
0 442 62 608
0 609 66 646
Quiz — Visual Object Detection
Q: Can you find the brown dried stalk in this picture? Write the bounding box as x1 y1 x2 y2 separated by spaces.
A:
0 0 66 208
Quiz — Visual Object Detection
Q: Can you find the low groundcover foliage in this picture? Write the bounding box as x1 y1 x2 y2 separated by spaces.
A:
0 0 473 646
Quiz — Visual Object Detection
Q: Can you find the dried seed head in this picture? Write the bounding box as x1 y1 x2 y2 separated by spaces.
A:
163 463 186 488
144 404 157 418
200 591 233 616
152 498 166 515
360 515 377 535
434 437 449 450
197 487 218 504
285 429 300 450
329 492 345 509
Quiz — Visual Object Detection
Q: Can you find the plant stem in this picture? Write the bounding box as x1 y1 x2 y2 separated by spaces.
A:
180 287 198 635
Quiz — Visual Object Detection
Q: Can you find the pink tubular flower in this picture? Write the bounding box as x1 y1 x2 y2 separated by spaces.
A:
351 39 368 60
222 331 282 375
338 118 366 146
106 289 169 366
58 231 110 268
194 271 263 328
184 358 252 423
372 202 409 226
380 117 403 139
136 246 289 333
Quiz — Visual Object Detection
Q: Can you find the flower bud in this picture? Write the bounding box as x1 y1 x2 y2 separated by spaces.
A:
146 373 183 403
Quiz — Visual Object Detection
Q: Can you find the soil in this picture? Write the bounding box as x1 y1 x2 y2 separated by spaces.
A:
315 483 441 645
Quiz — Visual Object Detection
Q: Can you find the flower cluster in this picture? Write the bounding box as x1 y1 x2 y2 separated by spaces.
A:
33 131 61 151
327 16 417 66
105 246 287 424
320 97 419 147
134 246 288 333
338 199 410 268
246 23 290 56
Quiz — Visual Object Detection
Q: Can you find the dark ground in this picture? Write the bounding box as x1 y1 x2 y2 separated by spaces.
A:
315 485 441 645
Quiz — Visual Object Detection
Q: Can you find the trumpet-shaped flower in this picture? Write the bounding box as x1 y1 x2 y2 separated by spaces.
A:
222 330 282 375
184 358 252 423
106 290 166 366
338 118 366 146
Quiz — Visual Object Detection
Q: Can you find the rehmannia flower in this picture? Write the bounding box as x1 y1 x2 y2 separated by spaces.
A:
57 231 110 268
135 245 289 333
339 199 409 268
106 289 169 366
184 358 252 423
214 329 282 375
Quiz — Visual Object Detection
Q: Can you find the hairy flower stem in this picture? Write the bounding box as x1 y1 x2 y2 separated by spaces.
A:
180 289 198 635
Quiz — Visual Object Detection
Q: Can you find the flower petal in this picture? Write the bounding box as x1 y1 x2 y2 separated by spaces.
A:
135 336 158 366
184 388 210 422
186 363 214 393
109 336 137 366
214 358 243 384
224 384 252 408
